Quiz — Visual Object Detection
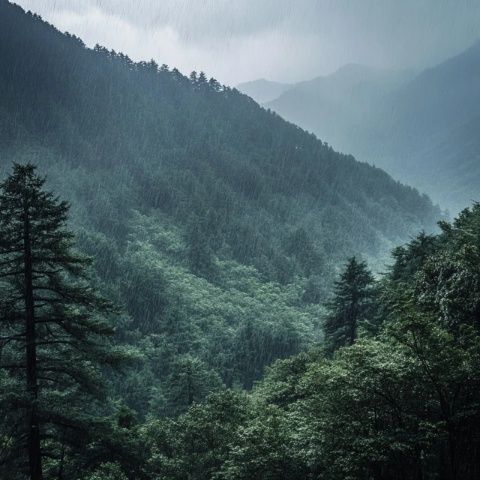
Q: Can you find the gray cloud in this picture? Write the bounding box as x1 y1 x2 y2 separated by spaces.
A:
14 0 480 85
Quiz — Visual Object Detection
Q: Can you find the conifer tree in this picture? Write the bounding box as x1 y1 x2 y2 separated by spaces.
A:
0 164 120 480
324 257 377 353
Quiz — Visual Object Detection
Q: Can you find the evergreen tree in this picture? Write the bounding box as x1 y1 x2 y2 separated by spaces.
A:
197 71 207 85
324 257 377 353
189 70 198 84
166 355 223 415
0 164 120 479
186 219 216 278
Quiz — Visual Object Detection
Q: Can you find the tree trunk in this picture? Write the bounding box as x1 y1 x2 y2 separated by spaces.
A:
23 205 43 480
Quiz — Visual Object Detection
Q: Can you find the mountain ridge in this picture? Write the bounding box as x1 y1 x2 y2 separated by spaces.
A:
0 0 441 401
236 78 292 104
251 41 480 212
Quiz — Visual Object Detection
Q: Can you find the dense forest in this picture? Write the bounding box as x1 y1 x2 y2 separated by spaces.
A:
2 2 477 479
1 163 479 480
0 0 441 412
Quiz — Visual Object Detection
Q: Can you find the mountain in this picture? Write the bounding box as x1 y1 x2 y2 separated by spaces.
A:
236 78 292 104
265 64 413 153
384 41 480 152
0 1 440 410
371 41 480 212
264 45 480 213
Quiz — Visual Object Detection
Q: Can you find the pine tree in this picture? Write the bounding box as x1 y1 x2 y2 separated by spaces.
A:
197 71 207 85
189 71 198 84
0 164 120 479
324 257 377 354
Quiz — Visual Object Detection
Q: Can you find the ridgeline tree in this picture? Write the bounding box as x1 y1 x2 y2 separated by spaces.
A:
324 257 377 353
0 164 121 480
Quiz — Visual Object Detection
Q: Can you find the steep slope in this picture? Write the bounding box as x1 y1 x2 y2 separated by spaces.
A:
373 41 480 211
265 43 480 213
385 41 480 152
386 115 480 212
266 64 413 154
237 78 292 104
0 1 441 408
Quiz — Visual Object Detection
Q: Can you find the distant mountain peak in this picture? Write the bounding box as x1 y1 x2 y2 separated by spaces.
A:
236 78 292 104
262 39 480 213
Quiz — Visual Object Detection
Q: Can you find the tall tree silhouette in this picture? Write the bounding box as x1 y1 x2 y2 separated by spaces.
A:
0 164 119 480
324 257 377 353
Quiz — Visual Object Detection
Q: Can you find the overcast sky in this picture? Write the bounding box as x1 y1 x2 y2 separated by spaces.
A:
14 0 480 85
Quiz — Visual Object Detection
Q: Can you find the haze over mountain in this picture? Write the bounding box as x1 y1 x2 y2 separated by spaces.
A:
264 63 413 152
3 2 480 479
375 41 480 212
14 0 480 86
249 42 480 213
236 79 292 104
0 0 440 409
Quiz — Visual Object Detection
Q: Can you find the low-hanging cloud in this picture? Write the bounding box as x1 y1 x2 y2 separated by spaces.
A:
14 0 480 85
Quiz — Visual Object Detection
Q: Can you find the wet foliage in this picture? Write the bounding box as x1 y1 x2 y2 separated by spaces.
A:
1 3 472 479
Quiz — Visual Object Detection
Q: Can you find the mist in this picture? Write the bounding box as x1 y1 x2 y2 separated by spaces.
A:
14 0 480 85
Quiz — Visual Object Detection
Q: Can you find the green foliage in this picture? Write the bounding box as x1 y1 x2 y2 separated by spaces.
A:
215 404 305 480
82 462 128 480
167 355 223 415
141 390 250 480
3 4 478 480
136 205 480 480
0 164 128 478
324 257 378 353
0 2 442 434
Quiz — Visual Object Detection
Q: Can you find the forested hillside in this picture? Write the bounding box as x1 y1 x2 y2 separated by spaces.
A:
260 43 480 213
0 0 441 403
1 164 478 480
0 2 450 478
134 204 480 480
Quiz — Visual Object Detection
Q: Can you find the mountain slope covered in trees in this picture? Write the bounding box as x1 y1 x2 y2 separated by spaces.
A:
140 204 480 479
260 43 480 212
1 2 479 479
2 164 478 480
0 0 440 425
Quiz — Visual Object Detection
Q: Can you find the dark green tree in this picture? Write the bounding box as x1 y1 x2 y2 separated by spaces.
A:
186 219 216 278
143 390 250 480
166 355 223 415
284 227 323 277
0 164 120 480
324 257 377 353
189 71 198 84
